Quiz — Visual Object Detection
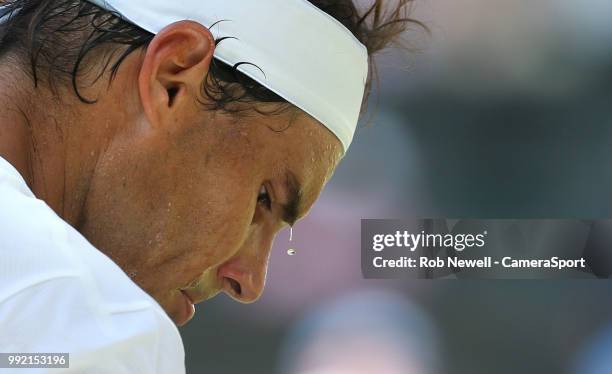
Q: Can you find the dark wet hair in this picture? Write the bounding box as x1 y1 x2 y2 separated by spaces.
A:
0 0 426 112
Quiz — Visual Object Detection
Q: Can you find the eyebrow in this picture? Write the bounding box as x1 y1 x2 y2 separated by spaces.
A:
281 171 303 227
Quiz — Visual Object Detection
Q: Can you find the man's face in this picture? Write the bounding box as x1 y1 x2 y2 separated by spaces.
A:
78 96 343 325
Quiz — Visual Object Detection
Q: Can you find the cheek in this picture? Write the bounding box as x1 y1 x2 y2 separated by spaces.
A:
165 172 257 282
80 139 259 299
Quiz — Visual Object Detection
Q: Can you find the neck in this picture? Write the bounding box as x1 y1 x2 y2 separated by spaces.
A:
0 66 111 228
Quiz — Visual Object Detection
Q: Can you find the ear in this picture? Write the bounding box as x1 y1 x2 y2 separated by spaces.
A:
138 20 215 128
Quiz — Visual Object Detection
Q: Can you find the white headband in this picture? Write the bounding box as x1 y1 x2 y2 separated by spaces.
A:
86 0 368 153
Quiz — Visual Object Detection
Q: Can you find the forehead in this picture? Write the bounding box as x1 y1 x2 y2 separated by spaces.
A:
254 107 344 218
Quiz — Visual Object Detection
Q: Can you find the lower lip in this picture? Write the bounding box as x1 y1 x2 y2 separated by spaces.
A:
177 290 195 326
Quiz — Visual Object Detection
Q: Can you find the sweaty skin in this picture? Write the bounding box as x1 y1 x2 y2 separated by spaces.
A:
0 21 343 325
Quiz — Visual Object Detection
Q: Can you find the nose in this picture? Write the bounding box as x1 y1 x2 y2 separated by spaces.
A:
217 236 273 303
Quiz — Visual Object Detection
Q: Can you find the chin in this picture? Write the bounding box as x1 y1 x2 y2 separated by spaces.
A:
159 289 196 326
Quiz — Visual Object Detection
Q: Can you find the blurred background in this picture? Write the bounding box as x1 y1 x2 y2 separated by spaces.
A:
181 1 612 373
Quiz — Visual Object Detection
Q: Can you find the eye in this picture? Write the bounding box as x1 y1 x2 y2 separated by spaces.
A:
257 185 272 210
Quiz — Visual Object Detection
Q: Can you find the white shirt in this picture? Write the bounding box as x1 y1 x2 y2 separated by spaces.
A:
0 156 185 373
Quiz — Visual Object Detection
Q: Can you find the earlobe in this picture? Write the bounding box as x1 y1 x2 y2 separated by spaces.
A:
138 20 215 128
